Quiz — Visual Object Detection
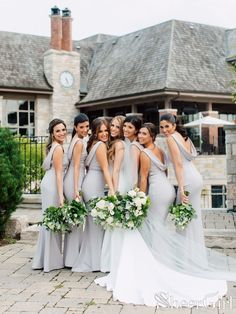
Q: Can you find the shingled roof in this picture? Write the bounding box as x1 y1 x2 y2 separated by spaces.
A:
0 31 115 92
80 20 236 104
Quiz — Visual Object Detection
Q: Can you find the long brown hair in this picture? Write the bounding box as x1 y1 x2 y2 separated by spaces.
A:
160 113 188 140
108 115 125 161
46 118 67 154
87 117 110 153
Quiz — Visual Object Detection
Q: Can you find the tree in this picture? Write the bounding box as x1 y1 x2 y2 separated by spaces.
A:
0 128 24 238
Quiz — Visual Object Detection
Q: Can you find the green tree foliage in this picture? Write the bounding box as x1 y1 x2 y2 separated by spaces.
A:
0 128 24 238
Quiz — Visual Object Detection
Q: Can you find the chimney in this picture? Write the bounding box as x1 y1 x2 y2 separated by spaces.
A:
50 6 62 50
61 8 73 51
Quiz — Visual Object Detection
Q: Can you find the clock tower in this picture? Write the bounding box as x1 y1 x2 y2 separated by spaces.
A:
43 7 79 130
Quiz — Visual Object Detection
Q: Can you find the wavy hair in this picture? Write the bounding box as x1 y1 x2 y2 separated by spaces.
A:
87 117 110 153
46 118 66 154
108 115 125 161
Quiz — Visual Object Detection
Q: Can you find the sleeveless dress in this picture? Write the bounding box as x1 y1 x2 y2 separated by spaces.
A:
100 140 126 272
32 143 68 272
169 132 206 262
72 141 105 272
94 146 227 307
63 136 87 267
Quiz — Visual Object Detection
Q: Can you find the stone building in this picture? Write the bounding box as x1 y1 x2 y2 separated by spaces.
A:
0 7 235 209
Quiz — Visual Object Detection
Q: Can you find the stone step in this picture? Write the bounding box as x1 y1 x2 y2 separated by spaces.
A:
204 228 236 249
21 194 42 204
20 224 40 243
17 203 41 210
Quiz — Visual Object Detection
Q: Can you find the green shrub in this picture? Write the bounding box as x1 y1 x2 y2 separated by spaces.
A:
0 128 24 238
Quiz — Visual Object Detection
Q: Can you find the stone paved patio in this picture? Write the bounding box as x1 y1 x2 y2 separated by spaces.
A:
0 242 236 314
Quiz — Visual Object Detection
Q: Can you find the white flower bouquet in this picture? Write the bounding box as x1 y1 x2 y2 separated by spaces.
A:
39 199 88 233
89 187 150 230
169 191 197 231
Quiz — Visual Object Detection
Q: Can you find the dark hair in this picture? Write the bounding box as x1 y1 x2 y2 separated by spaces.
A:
108 115 125 161
46 118 66 154
160 113 188 140
141 122 158 142
87 117 110 153
71 113 89 138
124 115 142 135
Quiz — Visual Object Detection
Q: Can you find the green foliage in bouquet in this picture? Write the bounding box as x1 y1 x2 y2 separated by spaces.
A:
169 191 197 231
63 199 87 228
89 188 151 230
39 199 88 233
0 128 24 238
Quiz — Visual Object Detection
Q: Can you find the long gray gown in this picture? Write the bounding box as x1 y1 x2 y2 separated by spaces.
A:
32 142 68 272
63 136 87 267
72 141 105 272
170 132 206 261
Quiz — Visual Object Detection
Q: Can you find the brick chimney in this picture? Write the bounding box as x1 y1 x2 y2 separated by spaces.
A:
50 6 62 50
61 8 73 51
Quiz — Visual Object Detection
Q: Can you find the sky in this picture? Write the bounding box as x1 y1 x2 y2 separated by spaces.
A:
0 0 236 40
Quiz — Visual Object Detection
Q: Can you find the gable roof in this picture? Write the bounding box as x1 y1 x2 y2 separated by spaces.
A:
81 20 236 104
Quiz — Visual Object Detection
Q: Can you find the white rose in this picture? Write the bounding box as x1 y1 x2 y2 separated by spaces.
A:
96 199 106 209
137 191 146 198
125 203 131 209
127 221 134 228
106 217 114 224
98 212 106 219
140 198 147 205
128 190 136 197
108 203 115 211
91 209 98 217
133 198 142 207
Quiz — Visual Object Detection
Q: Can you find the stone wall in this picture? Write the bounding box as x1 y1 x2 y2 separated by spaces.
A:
225 125 236 210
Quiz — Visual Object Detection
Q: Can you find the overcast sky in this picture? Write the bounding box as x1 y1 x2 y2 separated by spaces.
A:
0 0 235 40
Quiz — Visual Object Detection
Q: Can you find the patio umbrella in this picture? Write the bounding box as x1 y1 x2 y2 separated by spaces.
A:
184 116 234 127
184 116 234 152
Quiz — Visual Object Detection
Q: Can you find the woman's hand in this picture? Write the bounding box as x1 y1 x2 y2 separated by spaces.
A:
59 196 65 207
108 189 115 196
180 190 188 204
74 191 81 200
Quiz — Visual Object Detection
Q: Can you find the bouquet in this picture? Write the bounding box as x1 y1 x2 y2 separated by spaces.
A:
119 188 151 229
39 199 88 233
89 194 123 229
89 187 150 230
169 191 197 230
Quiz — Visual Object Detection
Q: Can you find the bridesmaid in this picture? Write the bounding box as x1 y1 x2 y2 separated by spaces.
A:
72 117 115 272
100 115 125 272
32 118 68 272
159 113 206 261
63 113 89 268
123 115 143 189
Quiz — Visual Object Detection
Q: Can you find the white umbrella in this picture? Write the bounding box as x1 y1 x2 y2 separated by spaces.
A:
184 116 234 127
184 116 234 153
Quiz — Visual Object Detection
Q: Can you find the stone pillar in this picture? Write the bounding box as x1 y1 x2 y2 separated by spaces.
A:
131 104 137 113
224 125 236 211
0 96 3 127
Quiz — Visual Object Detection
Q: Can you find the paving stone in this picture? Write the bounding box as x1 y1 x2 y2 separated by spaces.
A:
8 301 46 312
40 307 68 313
83 304 123 313
121 304 156 313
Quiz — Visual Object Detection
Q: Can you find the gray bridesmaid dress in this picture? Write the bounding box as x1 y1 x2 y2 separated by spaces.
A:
32 142 68 272
170 132 206 260
72 141 105 272
63 136 87 267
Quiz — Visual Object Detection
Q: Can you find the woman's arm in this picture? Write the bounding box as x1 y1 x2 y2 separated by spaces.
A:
167 136 188 203
96 143 115 195
72 141 83 199
112 141 125 192
130 145 141 187
139 151 150 193
53 145 65 206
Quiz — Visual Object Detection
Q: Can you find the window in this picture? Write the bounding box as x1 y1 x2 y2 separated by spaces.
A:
5 100 35 136
211 185 227 208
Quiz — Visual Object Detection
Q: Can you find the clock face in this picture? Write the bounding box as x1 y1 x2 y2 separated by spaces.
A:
59 71 74 88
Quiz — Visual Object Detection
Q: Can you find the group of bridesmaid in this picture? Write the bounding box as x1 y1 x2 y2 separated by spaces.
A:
32 112 203 273
32 112 236 306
